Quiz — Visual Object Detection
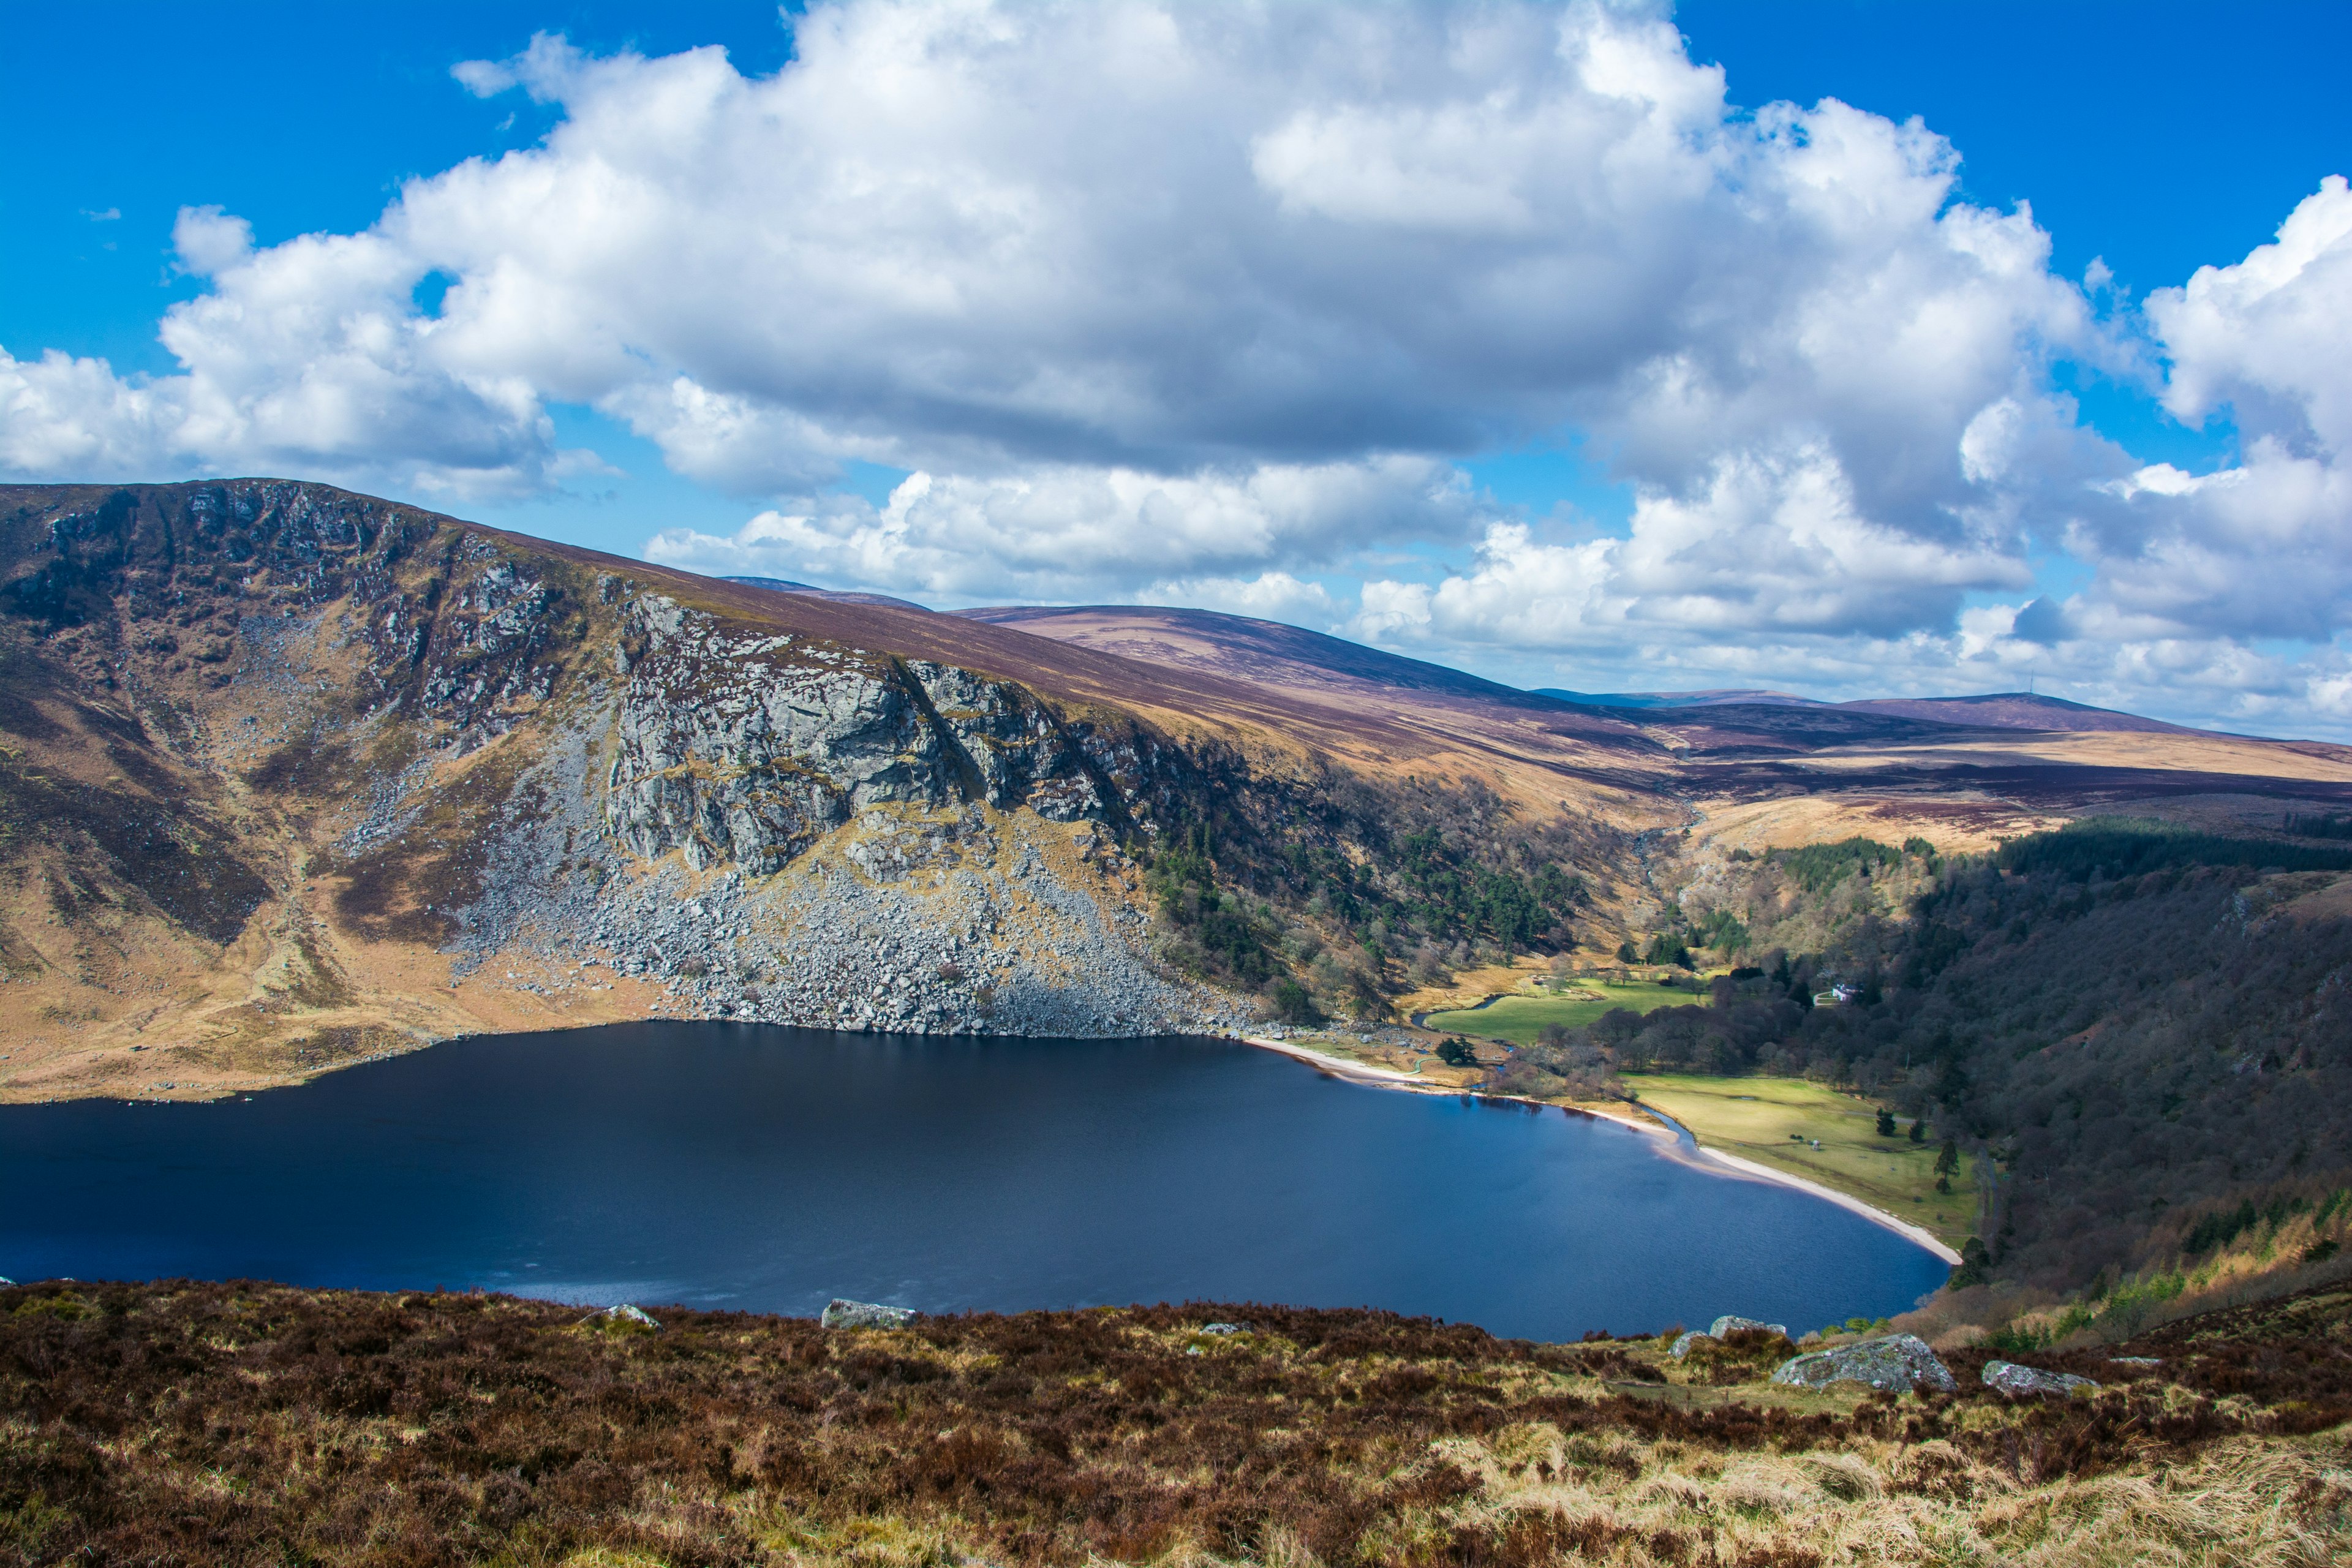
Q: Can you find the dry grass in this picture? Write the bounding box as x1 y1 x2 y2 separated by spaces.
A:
3 1280 2346 1567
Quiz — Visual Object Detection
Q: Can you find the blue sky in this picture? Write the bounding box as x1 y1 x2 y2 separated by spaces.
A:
5 1 2350 732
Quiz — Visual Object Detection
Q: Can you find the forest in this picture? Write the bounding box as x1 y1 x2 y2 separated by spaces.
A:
1140 776 1596 1021
1509 821 2352 1302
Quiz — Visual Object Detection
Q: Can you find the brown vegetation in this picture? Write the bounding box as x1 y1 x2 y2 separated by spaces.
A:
3 1279 2346 1567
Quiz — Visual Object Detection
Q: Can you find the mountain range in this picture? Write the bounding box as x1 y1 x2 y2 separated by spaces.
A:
6 478 2351 1112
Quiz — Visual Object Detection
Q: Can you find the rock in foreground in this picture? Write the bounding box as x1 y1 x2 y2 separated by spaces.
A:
1982 1359 2098 1397
1771 1333 1958 1394
822 1297 918 1329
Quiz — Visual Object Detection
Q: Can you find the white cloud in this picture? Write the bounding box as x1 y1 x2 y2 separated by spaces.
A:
2 2 2092 525
2057 176 2352 646
644 455 1478 601
1136 571 1338 624
3 1 2350 731
1352 443 2032 654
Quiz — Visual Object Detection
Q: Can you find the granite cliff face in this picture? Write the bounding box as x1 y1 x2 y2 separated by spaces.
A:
0 480 1253 1101
601 592 1125 875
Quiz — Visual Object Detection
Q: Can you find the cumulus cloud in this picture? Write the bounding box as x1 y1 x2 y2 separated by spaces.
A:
645 456 1478 601
3 0 2348 730
2065 176 2352 644
0 203 565 498
1135 572 1338 624
6 4 2089 560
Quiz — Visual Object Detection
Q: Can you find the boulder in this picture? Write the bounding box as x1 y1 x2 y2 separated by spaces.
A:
1709 1315 1789 1340
823 1298 918 1330
1770 1333 1957 1395
1200 1322 1250 1335
579 1303 660 1333
1676 1315 1791 1357
1982 1360 2098 1398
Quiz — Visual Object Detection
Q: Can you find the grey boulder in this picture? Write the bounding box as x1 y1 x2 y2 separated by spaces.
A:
1675 1314 1792 1358
823 1298 918 1330
1771 1333 1957 1395
581 1303 660 1332
1709 1315 1789 1340
1982 1360 2097 1398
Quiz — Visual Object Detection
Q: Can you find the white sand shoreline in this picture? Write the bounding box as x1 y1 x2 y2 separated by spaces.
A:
1240 1033 1959 1264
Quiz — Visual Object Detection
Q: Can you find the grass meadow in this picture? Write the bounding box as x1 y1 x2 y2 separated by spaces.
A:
1421 978 1697 1044
1623 1073 1980 1248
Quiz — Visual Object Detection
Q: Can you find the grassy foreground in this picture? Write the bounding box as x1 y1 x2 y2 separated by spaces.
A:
1422 979 1696 1044
4 1278 2348 1567
1623 1075 1980 1250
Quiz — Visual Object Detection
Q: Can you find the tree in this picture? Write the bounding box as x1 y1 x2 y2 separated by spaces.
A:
1875 1109 1898 1137
1270 979 1320 1025
1908 1118 1927 1144
1435 1036 1477 1067
1616 940 1640 963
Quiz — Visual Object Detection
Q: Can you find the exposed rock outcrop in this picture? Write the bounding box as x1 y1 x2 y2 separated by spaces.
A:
822 1299 917 1330
579 1304 661 1334
1673 1315 1790 1357
1981 1360 2097 1398
1770 1334 1957 1394
0 480 1275 1088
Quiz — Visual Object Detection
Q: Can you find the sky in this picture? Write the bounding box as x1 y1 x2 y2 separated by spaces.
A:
4 1 2350 735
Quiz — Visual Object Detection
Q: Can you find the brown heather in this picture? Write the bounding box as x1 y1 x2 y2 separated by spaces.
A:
3 1281 2348 1567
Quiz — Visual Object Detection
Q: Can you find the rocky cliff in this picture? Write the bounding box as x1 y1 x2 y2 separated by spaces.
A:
0 480 1277 1100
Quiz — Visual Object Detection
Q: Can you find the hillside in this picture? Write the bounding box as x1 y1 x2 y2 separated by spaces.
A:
991 606 2352 859
4 1276 2346 1566
0 480 1686 1104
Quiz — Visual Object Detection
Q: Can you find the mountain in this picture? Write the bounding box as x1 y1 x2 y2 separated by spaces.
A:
979 604 2352 850
9 480 2352 1321
0 480 1684 1106
7 484 2350 1115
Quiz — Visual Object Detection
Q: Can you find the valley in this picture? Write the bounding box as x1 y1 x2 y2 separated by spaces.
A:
5 478 2352 1349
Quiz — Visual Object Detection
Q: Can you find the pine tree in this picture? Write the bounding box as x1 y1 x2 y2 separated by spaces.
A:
1876 1109 1898 1137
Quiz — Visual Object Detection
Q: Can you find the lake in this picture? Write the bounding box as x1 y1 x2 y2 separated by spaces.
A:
0 1024 1950 1340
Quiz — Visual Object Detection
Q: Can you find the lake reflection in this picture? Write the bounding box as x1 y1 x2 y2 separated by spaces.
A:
1 1024 1949 1340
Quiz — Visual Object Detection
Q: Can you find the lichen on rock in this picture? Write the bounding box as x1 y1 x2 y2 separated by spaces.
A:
1771 1333 1957 1394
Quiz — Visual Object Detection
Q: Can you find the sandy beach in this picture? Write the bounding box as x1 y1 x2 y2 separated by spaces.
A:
1243 1034 1958 1264
1683 1145 1964 1263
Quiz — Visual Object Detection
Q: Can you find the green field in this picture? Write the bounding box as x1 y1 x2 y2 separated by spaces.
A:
1623 1073 1978 1246
1422 979 1698 1044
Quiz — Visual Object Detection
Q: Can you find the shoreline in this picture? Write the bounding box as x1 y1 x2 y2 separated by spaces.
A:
1241 1033 1958 1265
1239 1035 1456 1092
1670 1139 1964 1264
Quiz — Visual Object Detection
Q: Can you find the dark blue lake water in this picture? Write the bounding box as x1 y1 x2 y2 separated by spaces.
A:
0 1025 1948 1340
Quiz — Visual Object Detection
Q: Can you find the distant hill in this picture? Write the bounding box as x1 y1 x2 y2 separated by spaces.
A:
1536 687 1814 710
1839 692 2204 735
1539 685 2206 735
961 603 1558 704
722 575 932 612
